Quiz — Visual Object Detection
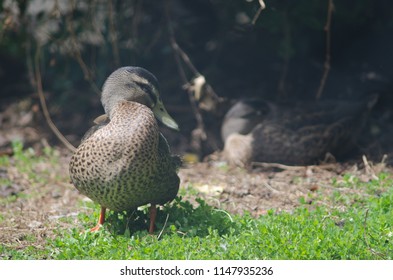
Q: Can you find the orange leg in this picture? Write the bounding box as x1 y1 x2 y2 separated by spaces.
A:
90 206 106 232
148 204 157 234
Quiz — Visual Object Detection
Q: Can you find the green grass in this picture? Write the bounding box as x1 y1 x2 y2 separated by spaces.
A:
5 190 390 260
45 189 392 260
0 142 392 259
2 191 392 260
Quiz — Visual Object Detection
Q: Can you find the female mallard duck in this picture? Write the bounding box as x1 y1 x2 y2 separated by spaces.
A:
221 96 377 166
69 66 180 233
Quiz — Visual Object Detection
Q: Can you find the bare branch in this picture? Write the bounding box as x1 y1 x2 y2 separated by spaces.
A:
33 47 76 152
66 0 100 95
316 0 334 100
164 0 206 141
251 0 266 25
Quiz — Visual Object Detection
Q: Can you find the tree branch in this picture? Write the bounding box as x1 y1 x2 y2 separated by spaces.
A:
33 47 76 152
164 0 206 140
316 0 334 100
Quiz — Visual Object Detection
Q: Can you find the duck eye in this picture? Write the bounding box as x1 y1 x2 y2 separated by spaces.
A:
135 81 157 105
140 84 150 92
135 81 150 92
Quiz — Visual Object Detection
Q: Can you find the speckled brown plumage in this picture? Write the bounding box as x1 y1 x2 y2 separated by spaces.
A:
70 101 179 211
69 66 180 232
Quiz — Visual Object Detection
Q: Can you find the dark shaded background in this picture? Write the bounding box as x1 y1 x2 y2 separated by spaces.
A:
0 0 392 162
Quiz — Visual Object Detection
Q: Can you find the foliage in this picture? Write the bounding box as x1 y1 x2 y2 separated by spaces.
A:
1 0 392 105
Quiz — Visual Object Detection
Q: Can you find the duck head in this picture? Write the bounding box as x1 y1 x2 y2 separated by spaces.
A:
101 66 179 131
221 99 270 142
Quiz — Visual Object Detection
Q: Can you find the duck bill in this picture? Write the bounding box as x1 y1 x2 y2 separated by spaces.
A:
152 101 179 131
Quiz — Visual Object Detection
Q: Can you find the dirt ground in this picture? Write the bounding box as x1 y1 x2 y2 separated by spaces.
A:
180 158 389 215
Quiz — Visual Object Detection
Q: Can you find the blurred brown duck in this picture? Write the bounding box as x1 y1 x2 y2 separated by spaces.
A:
69 66 180 233
221 96 377 166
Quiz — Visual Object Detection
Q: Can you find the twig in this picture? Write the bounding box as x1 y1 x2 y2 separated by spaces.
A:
316 0 334 100
277 12 290 98
125 210 136 234
262 181 281 194
164 0 207 140
33 47 76 152
170 37 206 141
131 0 142 41
252 161 336 171
213 209 234 222
362 155 378 180
169 38 200 77
66 0 100 95
164 0 200 77
251 0 266 25
157 213 169 240
25 40 36 87
381 154 388 164
252 162 304 170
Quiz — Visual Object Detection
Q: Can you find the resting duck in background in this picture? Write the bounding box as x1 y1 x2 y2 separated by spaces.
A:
221 96 378 166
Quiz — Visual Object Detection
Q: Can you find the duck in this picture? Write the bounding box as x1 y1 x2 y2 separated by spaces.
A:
69 66 181 233
221 96 377 166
